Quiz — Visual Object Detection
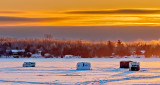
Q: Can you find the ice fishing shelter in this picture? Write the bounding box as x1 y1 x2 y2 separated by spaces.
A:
129 62 140 71
120 61 133 68
77 62 91 70
23 62 36 67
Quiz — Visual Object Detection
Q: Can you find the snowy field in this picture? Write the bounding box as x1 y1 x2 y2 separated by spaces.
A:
0 58 160 85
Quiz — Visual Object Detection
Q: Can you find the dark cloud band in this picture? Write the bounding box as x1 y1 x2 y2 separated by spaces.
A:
66 9 160 14
0 16 67 22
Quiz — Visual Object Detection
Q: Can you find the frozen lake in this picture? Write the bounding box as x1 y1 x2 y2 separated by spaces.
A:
0 58 160 85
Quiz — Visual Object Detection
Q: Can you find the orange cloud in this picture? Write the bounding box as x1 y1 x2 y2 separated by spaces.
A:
0 9 160 26
0 11 25 14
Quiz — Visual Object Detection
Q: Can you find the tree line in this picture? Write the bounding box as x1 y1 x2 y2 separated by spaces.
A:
0 37 160 58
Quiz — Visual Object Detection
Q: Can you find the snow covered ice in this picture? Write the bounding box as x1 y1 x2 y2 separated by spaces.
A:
0 58 160 85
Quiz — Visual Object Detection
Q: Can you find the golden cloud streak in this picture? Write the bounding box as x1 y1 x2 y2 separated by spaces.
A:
1 9 160 26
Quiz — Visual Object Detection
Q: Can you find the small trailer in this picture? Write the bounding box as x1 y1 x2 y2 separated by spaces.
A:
129 62 140 71
120 61 133 68
23 62 36 67
77 62 91 70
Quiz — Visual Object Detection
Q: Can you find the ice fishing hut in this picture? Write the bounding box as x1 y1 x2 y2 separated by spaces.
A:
129 62 140 71
23 62 36 67
77 62 91 70
120 61 133 68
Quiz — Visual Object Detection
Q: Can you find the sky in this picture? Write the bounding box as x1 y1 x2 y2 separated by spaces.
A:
0 0 160 26
0 26 160 42
0 0 160 41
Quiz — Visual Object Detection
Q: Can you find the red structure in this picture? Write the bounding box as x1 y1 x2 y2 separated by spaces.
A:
120 61 133 68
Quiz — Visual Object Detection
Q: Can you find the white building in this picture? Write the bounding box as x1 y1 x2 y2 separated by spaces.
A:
77 62 91 70
64 55 73 58
140 50 145 54
11 49 25 58
44 53 52 58
11 50 25 53
64 55 81 58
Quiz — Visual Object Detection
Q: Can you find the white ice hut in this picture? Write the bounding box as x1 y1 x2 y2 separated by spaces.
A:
23 62 36 67
129 62 140 71
77 62 91 70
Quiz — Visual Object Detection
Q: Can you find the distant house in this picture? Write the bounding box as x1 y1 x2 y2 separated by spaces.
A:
129 50 145 58
64 55 73 58
44 53 52 58
140 50 145 54
136 50 145 58
130 51 136 55
11 49 25 58
63 55 81 58
26 52 32 57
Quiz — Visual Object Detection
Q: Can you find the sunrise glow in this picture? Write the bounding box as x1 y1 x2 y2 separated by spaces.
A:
0 0 160 26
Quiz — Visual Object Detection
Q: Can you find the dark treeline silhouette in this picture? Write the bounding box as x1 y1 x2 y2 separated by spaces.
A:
0 37 160 58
